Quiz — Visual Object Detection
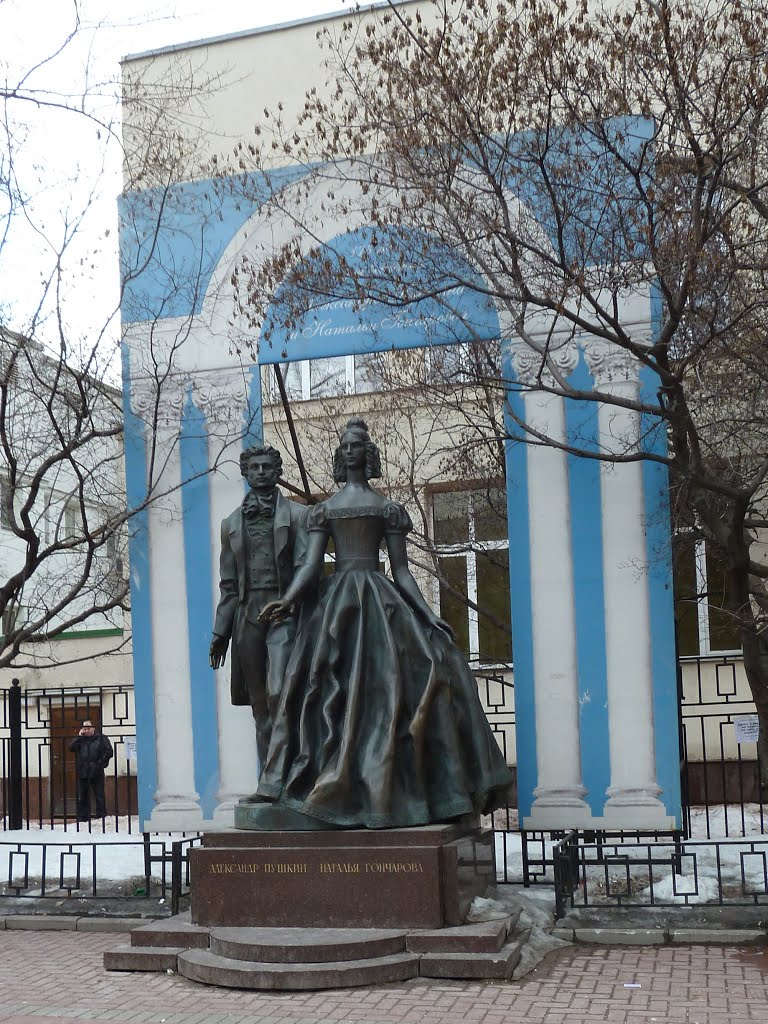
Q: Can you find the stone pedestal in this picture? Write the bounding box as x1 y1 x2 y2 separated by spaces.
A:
190 823 495 929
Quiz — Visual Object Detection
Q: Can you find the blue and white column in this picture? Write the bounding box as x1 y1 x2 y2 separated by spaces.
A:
509 339 591 829
197 370 262 824
582 337 668 826
138 391 202 830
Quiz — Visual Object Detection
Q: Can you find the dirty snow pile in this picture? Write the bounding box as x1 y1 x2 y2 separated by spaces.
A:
468 885 570 979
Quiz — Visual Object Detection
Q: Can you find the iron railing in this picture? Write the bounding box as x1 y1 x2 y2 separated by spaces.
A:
1 682 138 832
552 830 768 918
0 832 202 909
678 655 765 838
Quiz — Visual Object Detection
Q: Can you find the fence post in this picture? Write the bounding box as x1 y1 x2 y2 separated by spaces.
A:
171 840 183 916
8 678 23 830
552 831 578 920
520 831 531 887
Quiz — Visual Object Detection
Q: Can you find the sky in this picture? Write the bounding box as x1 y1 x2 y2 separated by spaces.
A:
0 0 360 371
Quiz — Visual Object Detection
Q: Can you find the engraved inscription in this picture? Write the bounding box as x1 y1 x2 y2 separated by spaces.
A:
209 862 308 874
209 859 425 876
365 862 424 873
210 863 260 874
263 863 308 874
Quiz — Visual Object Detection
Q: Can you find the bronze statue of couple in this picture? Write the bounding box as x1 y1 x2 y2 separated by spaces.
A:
210 417 512 830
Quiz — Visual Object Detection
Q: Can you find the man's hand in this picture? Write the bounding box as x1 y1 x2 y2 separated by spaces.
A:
258 599 293 623
209 634 229 669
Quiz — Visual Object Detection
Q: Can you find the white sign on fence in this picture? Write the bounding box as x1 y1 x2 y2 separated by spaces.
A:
124 737 137 761
733 715 760 745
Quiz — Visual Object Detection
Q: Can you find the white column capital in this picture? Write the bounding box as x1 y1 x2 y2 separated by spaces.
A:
130 376 186 430
130 366 251 438
508 338 578 387
191 368 251 435
581 338 641 390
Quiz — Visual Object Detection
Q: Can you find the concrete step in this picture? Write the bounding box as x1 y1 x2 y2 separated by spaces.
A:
209 926 407 963
418 935 527 980
177 947 420 990
104 944 183 972
406 912 520 953
131 912 210 949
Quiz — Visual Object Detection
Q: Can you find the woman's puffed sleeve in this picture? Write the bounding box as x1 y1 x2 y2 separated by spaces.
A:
383 501 413 535
306 502 330 532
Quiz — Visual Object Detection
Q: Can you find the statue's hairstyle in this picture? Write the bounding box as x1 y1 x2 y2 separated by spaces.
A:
333 417 382 482
239 446 282 478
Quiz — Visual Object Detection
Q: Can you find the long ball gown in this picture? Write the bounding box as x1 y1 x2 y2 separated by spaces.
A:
257 499 513 828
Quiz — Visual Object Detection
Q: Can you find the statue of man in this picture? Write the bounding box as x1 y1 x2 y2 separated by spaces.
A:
209 446 307 783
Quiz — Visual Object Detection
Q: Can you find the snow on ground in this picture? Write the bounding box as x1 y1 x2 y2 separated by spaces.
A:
495 830 524 882
688 804 766 839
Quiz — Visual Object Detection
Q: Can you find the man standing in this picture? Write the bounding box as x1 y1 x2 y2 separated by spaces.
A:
69 719 113 822
209 446 307 784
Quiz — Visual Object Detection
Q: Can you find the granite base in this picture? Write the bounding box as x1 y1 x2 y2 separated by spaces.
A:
190 823 495 929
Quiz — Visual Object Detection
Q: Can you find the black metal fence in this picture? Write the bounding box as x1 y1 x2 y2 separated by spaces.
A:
475 667 517 799
1 680 138 832
679 656 765 838
0 833 202 910
552 830 768 919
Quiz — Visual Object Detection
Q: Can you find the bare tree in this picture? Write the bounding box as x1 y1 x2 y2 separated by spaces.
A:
224 0 768 777
0 328 129 667
0 2 241 671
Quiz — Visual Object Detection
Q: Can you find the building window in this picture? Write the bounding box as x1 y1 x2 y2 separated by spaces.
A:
432 486 511 666
427 340 502 385
673 535 741 656
1 603 23 637
267 354 384 402
0 477 12 530
43 491 53 544
63 500 80 541
310 356 347 398
427 343 471 384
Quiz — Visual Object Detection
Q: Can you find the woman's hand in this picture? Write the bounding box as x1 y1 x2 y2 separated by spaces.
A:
427 614 456 641
259 599 294 623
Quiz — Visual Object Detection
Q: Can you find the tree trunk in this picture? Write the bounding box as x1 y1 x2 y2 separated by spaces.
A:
739 630 768 790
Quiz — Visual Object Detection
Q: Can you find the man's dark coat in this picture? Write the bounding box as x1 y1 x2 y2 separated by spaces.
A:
68 732 113 779
213 490 307 705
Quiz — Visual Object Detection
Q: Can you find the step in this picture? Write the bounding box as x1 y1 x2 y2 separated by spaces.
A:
418 935 527 980
177 948 420 990
104 944 183 972
209 926 407 963
406 913 519 954
131 913 210 949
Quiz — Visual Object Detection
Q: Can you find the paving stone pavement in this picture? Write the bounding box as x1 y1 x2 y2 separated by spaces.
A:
0 931 767 1023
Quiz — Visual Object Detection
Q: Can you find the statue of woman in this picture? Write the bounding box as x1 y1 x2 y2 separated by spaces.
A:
258 416 513 828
